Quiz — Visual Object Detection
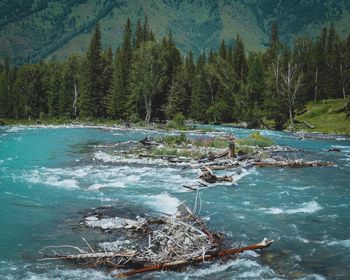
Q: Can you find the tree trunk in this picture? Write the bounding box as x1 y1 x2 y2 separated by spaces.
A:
340 64 349 114
144 96 152 123
73 81 78 118
289 106 294 128
314 66 318 104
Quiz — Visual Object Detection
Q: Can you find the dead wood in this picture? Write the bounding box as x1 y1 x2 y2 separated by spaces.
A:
255 159 335 168
199 166 233 183
208 149 229 161
117 238 273 278
39 201 273 278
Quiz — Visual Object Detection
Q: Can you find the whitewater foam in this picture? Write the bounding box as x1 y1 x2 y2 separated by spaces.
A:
261 201 322 215
143 192 180 215
24 169 80 189
327 239 350 249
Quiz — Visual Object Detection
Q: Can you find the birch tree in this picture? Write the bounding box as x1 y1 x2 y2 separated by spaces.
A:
130 41 166 123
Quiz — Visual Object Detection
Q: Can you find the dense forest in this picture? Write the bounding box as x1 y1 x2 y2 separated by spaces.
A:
0 17 349 129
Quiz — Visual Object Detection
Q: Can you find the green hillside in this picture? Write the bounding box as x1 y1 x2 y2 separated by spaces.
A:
295 99 350 135
1 0 350 64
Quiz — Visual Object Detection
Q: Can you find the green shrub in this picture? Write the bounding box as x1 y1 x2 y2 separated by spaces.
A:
166 113 187 130
304 106 330 118
237 132 274 147
164 132 188 145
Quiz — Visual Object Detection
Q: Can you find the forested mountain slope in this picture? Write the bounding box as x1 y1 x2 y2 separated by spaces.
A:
1 0 350 64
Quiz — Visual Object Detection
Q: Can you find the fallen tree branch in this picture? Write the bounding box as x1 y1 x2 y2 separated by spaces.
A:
255 160 335 168
117 238 273 278
199 166 233 184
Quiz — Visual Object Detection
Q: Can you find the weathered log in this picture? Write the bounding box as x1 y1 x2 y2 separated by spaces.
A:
208 149 229 161
303 120 315 129
139 137 159 146
39 250 136 261
117 238 273 278
255 160 335 168
199 166 233 183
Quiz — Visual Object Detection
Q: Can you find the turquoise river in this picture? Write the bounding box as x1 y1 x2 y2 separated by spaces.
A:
0 125 349 280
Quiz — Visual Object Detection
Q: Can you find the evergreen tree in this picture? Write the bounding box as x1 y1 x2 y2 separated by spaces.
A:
79 23 103 118
13 64 47 119
44 62 62 118
325 24 341 98
247 53 265 105
157 31 181 120
108 18 132 119
101 47 113 117
165 65 189 118
134 19 143 49
313 28 327 101
219 39 227 60
242 53 265 126
0 57 10 118
191 53 210 122
143 15 150 42
233 35 248 84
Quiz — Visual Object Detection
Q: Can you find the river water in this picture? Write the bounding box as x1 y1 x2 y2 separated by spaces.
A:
0 125 349 280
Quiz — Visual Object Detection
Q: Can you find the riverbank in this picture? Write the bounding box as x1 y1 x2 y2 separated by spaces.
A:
294 99 350 135
2 108 349 141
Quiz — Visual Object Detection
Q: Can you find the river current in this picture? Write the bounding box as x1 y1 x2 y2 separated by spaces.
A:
0 125 349 280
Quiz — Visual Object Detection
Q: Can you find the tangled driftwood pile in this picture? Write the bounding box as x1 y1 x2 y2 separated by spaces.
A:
39 202 273 278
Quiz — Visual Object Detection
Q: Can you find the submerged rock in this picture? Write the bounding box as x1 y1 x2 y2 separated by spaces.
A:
85 216 126 230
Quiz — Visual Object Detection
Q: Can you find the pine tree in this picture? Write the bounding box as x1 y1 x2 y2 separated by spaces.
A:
108 18 132 119
264 21 281 66
156 31 182 120
143 15 150 42
165 65 189 118
233 34 247 84
325 24 341 98
79 23 103 118
44 62 62 118
313 28 327 101
191 53 210 122
13 64 47 119
0 57 10 118
0 72 7 118
101 47 113 117
247 53 265 105
219 39 227 60
134 19 143 49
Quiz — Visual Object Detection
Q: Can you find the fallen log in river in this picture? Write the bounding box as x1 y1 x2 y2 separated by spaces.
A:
255 159 335 168
39 202 273 277
118 238 273 278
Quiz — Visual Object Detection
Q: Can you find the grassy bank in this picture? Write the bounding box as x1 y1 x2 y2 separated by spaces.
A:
295 99 350 135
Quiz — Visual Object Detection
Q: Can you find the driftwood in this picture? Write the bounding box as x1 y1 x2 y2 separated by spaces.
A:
199 166 233 183
39 249 136 261
255 159 335 168
139 137 159 146
39 202 273 278
118 238 273 278
208 148 229 160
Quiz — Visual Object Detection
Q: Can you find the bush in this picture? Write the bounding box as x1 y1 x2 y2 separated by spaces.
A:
166 113 187 130
164 132 188 145
237 132 274 147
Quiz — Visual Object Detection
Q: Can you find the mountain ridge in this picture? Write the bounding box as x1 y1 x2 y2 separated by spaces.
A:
1 0 350 64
